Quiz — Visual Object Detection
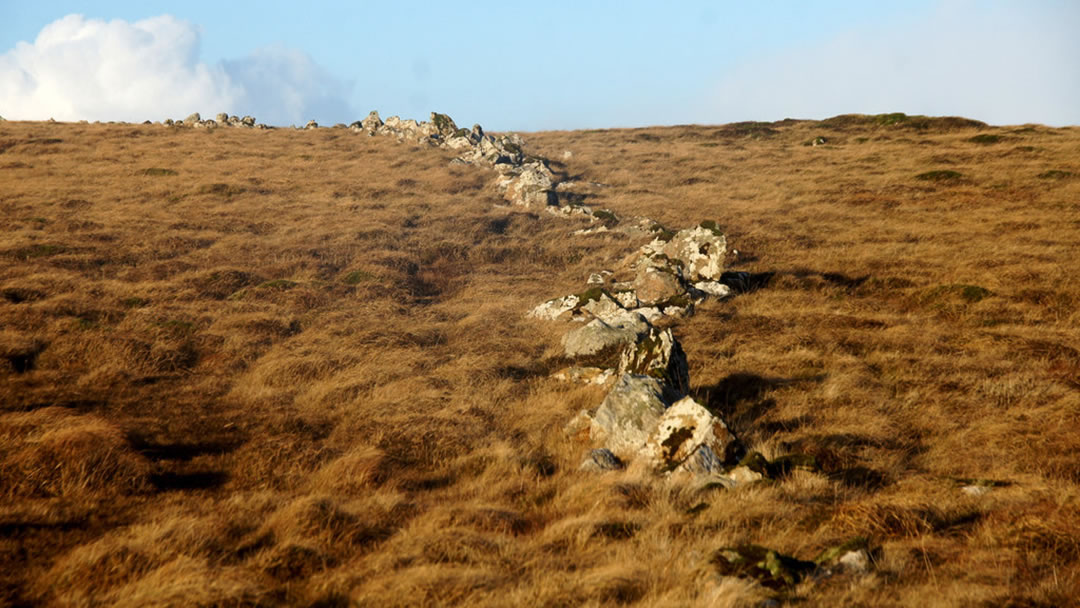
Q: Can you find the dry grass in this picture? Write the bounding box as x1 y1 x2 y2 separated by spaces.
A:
1 115 1078 605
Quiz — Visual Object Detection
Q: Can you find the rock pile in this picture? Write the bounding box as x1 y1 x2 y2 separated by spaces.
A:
163 112 265 129
348 111 575 212
524 210 764 483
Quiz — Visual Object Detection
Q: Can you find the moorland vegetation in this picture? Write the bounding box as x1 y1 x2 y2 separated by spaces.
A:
1 111 1078 606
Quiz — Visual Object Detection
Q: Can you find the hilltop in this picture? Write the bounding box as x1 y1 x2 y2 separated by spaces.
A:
1 112 1079 606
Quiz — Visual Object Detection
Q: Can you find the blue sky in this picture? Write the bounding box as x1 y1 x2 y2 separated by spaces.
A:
2 1 1077 129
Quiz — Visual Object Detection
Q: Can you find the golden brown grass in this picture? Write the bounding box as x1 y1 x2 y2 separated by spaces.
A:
1 115 1078 606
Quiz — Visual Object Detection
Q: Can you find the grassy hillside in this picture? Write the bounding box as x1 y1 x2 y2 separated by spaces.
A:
1 114 1078 606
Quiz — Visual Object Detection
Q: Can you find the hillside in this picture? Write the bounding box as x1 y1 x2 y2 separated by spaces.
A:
1 113 1079 606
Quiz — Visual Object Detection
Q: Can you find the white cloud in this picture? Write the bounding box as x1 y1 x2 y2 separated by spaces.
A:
0 14 353 125
706 2 1080 126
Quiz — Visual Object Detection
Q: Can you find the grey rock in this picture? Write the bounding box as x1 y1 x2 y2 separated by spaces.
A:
561 310 650 358
662 224 728 281
184 112 201 124
591 374 670 456
579 448 624 472
216 112 229 123
505 162 556 207
304 120 319 129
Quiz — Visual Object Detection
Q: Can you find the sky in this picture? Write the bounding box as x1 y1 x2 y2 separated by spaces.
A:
1 1 1077 130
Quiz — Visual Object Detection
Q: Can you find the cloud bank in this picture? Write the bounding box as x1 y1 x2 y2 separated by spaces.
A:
707 2 1080 126
0 14 353 125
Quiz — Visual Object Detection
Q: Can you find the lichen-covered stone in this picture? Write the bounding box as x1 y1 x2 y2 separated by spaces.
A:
430 112 458 137
617 327 689 395
693 280 733 299
505 162 555 207
662 225 728 281
642 396 740 472
591 374 670 456
561 311 650 358
528 294 580 320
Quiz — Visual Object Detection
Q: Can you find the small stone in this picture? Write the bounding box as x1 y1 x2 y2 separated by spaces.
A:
587 271 612 286
304 120 319 129
838 549 871 574
528 294 580 320
961 484 991 497
579 448 624 472
553 367 615 386
693 281 733 299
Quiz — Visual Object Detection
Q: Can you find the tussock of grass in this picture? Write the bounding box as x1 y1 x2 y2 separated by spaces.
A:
0 117 1078 606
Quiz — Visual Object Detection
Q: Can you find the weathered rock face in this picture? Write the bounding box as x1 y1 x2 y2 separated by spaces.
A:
561 311 650 358
504 162 556 208
361 111 382 133
590 374 671 456
633 266 686 306
642 396 741 472
617 327 690 396
430 112 459 138
661 224 728 281
579 448 624 472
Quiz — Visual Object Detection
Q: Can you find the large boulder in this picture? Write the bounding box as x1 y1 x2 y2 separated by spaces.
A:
561 310 650 358
642 396 741 472
505 162 555 207
183 112 201 125
661 223 728 281
361 111 383 133
617 327 689 396
590 374 670 456
430 112 459 137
